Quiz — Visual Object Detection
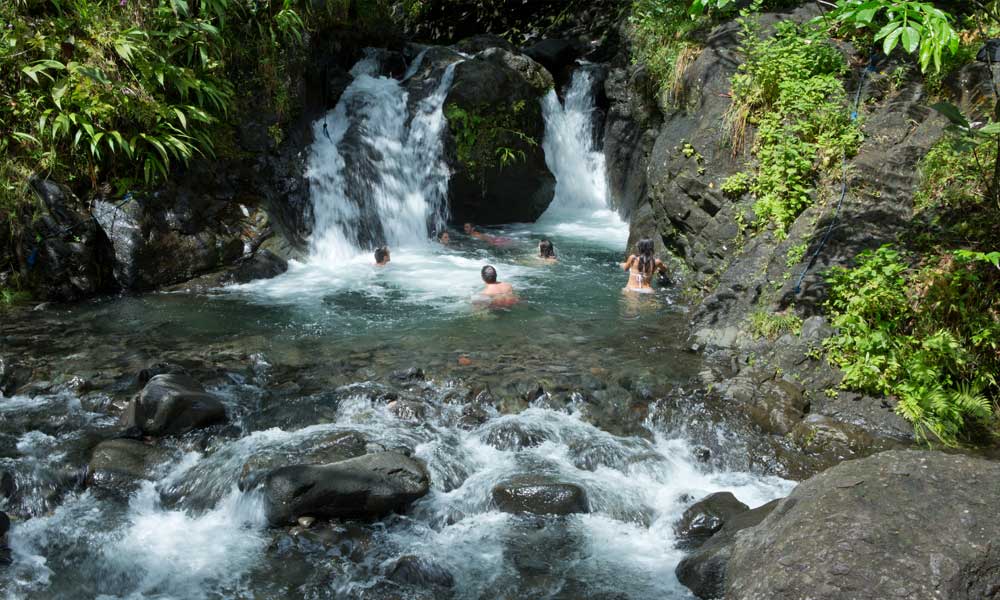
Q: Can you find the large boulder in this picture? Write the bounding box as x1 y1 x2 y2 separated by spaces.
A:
440 47 556 224
718 450 1000 600
122 374 227 437
491 478 589 515
259 451 430 526
86 438 173 494
23 178 110 301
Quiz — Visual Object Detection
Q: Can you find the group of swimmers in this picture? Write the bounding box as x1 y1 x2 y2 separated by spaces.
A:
373 223 668 305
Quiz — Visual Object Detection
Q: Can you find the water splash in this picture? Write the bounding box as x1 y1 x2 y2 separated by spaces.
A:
307 51 456 265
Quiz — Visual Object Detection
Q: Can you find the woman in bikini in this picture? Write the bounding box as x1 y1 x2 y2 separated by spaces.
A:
621 238 666 293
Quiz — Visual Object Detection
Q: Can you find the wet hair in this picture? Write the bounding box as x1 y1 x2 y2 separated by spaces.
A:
539 239 555 259
636 238 655 275
464 223 474 232
481 265 497 284
374 246 389 264
439 231 450 242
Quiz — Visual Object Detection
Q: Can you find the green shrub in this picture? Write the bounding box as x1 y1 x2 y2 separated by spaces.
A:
748 309 803 340
445 100 537 172
729 20 862 237
824 245 1000 445
629 0 707 109
915 137 997 212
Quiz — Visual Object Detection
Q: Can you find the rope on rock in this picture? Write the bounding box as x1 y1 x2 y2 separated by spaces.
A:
792 57 875 295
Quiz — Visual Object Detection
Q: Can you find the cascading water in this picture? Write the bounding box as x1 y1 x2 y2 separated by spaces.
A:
307 50 456 264
536 68 628 247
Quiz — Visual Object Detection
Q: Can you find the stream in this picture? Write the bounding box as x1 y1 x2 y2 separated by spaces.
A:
0 58 792 599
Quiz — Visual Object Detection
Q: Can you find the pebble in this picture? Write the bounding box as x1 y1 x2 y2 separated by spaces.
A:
297 516 316 528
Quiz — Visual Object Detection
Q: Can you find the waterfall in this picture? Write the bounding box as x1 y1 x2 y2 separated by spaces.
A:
538 68 627 245
306 51 456 264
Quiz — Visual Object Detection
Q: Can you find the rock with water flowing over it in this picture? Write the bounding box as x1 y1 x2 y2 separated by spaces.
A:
384 555 455 590
121 374 227 437
675 491 750 549
259 452 430 527
718 450 1000 600
492 479 589 516
86 438 174 494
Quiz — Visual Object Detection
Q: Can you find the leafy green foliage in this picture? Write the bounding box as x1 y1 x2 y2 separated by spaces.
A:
748 309 803 341
819 1 960 73
721 171 752 197
629 0 707 109
824 246 1000 445
445 100 537 172
729 20 862 237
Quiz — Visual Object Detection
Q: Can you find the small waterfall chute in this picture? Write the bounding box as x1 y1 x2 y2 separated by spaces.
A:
307 50 457 265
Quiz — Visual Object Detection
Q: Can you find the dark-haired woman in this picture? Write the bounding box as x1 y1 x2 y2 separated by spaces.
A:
621 238 666 293
538 239 557 262
374 246 391 267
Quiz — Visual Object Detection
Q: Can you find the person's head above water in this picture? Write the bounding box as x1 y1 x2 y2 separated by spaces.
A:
439 231 450 244
464 223 475 234
636 238 655 273
481 265 498 284
374 246 390 265
539 239 555 259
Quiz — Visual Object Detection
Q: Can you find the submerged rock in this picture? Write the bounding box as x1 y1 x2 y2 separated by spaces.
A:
720 450 1000 600
492 478 589 516
384 555 455 590
122 374 227 437
259 452 430 527
675 491 750 549
481 420 549 451
86 438 173 494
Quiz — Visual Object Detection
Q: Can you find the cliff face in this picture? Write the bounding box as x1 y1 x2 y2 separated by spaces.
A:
602 4 998 468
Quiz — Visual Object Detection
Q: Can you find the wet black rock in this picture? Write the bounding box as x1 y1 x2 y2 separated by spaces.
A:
524 38 581 86
720 450 1000 600
260 451 430 526
441 47 556 225
458 403 490 430
675 499 780 599
675 491 749 549
0 511 9 537
237 430 369 491
122 374 227 437
86 438 173 494
0 471 15 498
25 178 110 301
387 400 428 422
221 250 288 285
385 555 455 589
481 421 549 451
391 367 425 382
492 479 589 516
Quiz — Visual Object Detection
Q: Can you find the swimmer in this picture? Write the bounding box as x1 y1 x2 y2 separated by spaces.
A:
621 238 666 293
480 265 519 307
464 222 490 241
439 231 451 245
374 246 391 266
538 239 557 262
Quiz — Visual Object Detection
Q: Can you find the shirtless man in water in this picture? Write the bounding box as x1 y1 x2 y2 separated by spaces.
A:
480 265 518 307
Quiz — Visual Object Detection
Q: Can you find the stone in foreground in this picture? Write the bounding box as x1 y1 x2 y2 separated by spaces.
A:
678 450 1000 600
492 479 589 516
260 452 430 527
